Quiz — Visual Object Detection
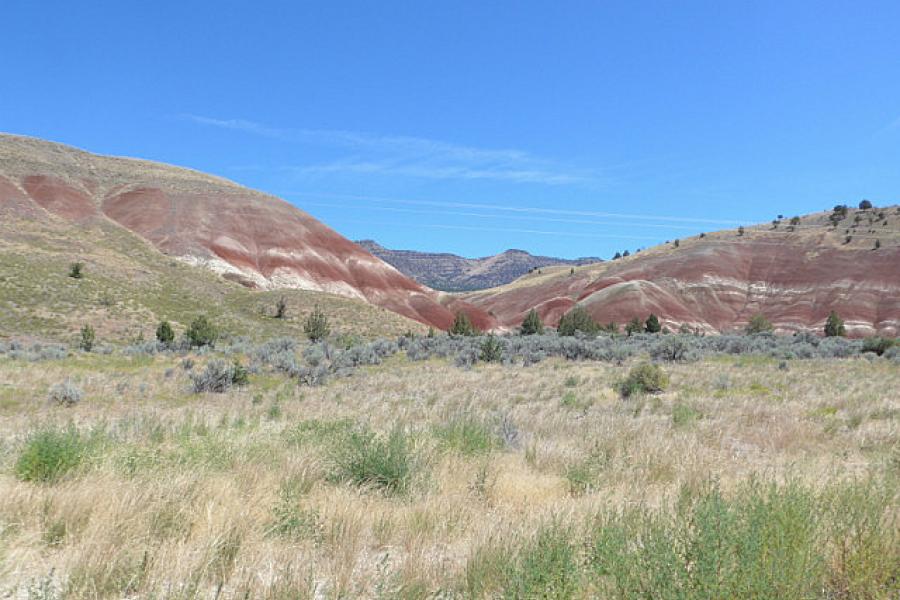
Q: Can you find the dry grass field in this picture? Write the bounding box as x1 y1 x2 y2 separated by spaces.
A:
0 344 897 598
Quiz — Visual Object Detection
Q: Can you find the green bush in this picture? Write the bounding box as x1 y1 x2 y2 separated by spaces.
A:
68 262 84 279
156 321 175 346
672 402 702 427
274 295 287 319
465 524 580 599
624 317 643 336
267 478 323 543
619 363 669 398
79 324 95 352
15 427 89 483
588 479 899 599
450 311 479 337
303 305 330 342
479 335 503 363
644 314 661 333
190 359 249 393
433 415 499 456
155 321 175 346
824 311 846 337
520 308 544 335
186 315 218 348
328 426 415 495
862 337 895 356
557 306 597 336
745 313 774 334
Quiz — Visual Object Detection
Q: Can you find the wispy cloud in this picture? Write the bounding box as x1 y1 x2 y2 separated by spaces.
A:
181 115 285 138
181 113 600 186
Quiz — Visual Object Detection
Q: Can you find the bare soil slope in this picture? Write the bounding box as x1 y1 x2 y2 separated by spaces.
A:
0 134 494 332
463 208 900 336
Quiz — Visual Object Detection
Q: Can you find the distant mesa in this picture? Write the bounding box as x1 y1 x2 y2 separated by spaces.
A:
356 239 602 292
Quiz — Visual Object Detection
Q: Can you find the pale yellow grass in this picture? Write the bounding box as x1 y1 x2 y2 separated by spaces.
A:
0 353 897 597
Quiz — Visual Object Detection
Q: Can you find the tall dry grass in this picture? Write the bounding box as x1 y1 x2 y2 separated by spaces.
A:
0 352 897 597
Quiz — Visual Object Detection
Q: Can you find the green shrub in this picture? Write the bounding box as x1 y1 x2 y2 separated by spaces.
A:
68 262 84 279
328 426 415 495
644 314 661 333
186 315 218 348
433 415 499 456
303 305 330 342
15 427 89 483
520 308 544 335
557 306 597 336
450 311 479 336
465 524 580 599
479 335 503 363
672 402 702 427
624 317 643 336
619 363 669 398
155 321 175 346
824 311 846 337
190 359 249 393
862 337 895 356
745 313 773 334
587 478 899 600
267 478 323 543
283 418 355 447
565 445 610 496
274 296 287 319
79 324 95 352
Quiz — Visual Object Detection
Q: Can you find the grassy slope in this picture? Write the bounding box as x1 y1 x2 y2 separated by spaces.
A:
0 213 426 343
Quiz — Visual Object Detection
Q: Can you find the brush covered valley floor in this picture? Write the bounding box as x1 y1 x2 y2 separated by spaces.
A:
0 345 898 598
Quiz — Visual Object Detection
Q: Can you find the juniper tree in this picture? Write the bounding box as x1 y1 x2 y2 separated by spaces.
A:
449 311 478 337
79 324 95 352
186 315 219 347
520 308 544 336
274 296 287 319
479 335 503 362
644 314 661 333
303 305 331 342
824 311 846 337
69 262 84 279
625 317 643 337
156 321 175 346
557 306 597 336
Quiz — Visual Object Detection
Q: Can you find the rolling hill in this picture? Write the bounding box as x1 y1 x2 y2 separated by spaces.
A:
0 133 494 340
462 207 900 337
356 240 601 291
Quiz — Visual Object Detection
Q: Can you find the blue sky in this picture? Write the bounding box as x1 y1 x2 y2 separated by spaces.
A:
2 1 899 258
